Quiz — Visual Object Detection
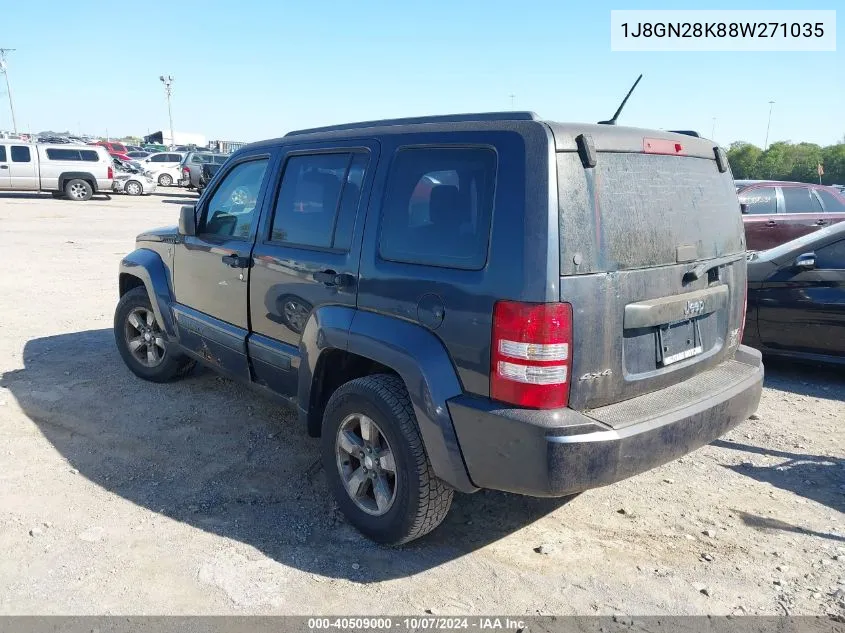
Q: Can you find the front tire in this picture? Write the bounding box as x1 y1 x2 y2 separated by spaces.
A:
125 180 143 196
114 287 195 382
322 374 453 545
158 173 173 187
65 179 93 201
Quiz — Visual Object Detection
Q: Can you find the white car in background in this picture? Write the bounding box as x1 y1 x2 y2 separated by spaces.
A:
146 163 182 187
137 152 184 185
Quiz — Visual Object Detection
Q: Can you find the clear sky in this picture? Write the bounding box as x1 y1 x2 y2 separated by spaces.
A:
1 0 842 147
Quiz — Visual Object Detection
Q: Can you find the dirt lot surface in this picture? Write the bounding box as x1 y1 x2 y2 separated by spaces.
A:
0 192 843 617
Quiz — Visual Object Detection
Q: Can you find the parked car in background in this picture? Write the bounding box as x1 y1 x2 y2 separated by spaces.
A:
146 163 182 187
178 151 228 189
112 159 156 196
143 143 168 152
138 152 184 174
736 180 845 251
91 140 128 154
126 151 151 159
125 145 145 152
744 222 845 365
113 112 761 544
196 161 224 195
0 142 113 200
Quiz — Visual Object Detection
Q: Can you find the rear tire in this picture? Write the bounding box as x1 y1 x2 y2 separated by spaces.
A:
114 287 195 382
322 374 453 545
158 173 173 187
64 179 93 201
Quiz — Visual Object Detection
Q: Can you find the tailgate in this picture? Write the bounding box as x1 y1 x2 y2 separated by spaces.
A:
556 149 747 415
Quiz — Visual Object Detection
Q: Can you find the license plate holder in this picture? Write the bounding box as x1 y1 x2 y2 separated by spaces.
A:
657 319 702 366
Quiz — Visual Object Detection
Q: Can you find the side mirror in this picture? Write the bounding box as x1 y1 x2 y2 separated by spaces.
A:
740 203 749 214
178 205 197 236
794 252 816 270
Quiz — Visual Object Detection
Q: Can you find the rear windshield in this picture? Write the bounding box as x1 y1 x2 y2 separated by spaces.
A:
557 152 744 274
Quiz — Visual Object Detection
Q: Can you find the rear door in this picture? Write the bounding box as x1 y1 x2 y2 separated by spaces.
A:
8 145 38 190
778 185 827 243
738 185 780 250
0 145 10 188
556 144 747 414
248 141 377 398
757 239 845 356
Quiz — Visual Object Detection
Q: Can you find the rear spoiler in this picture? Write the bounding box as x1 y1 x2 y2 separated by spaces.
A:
668 130 701 138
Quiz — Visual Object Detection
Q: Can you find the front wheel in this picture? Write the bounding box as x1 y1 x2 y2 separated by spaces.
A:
158 173 173 187
125 180 143 196
322 374 453 545
114 287 195 382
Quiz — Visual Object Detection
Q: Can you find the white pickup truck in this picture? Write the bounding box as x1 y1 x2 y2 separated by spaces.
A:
0 142 113 200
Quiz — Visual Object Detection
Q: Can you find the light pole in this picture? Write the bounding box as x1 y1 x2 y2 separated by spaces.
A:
0 48 18 134
159 75 175 149
764 100 775 150
509 94 515 109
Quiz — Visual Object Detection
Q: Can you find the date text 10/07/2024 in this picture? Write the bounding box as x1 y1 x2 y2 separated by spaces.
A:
307 617 527 631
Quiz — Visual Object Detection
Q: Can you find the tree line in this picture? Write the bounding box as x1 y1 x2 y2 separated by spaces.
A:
727 138 845 186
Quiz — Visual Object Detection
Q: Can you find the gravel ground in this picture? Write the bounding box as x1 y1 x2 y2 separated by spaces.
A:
0 192 843 617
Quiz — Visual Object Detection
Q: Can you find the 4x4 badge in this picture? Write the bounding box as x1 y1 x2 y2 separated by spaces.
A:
579 369 613 381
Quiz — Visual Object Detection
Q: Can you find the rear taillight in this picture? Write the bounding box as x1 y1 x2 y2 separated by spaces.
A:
491 301 572 409
107 166 113 179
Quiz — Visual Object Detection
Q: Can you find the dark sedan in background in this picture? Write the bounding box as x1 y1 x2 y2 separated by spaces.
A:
743 222 845 365
736 180 845 251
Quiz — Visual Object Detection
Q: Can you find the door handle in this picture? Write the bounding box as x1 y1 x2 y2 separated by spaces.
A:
815 219 828 226
765 220 777 226
313 270 353 287
0 165 8 169
221 254 250 268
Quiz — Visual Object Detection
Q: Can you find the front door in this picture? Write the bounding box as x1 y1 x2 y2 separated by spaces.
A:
0 145 10 188
757 238 845 357
172 152 274 380
248 142 378 398
777 185 827 243
8 145 37 190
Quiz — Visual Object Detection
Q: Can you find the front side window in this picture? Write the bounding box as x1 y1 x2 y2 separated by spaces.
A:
200 159 269 239
379 147 497 270
269 153 365 249
150 154 168 162
738 187 777 214
782 186 822 214
11 146 31 162
0 146 8 162
813 240 845 270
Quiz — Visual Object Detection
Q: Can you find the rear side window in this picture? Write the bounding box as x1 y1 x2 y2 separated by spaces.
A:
379 147 497 270
0 146 6 162
817 190 845 212
781 186 823 213
269 152 366 249
11 146 31 162
738 187 777 214
45 148 100 161
213 155 228 165
150 154 168 162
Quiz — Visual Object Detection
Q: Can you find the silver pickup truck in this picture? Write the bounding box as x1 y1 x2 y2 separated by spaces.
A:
0 142 113 200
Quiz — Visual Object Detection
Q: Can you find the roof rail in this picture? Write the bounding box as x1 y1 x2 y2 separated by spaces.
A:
285 111 540 137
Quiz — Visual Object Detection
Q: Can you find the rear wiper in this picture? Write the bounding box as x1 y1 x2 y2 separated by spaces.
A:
598 74 643 125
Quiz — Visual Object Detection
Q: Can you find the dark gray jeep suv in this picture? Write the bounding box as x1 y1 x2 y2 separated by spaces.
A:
114 112 763 544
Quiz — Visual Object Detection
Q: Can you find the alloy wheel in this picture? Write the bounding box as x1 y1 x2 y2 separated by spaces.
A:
124 307 166 367
335 413 397 516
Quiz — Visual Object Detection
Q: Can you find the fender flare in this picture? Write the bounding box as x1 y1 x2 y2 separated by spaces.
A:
58 171 99 192
298 306 477 493
118 248 177 337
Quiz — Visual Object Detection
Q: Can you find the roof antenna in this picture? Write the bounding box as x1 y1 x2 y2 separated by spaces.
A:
598 74 643 125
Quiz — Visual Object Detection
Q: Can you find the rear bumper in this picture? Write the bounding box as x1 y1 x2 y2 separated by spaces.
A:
449 346 763 497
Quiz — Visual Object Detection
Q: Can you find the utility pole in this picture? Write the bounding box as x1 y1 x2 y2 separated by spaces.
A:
159 75 174 149
764 100 775 150
509 94 516 109
0 48 18 134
